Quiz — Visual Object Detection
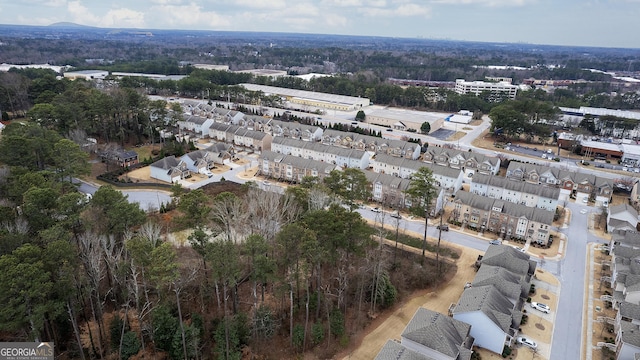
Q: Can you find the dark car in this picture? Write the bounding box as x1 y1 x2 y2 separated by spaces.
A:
436 224 449 231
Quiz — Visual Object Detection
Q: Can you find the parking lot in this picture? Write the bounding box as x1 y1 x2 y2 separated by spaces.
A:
429 128 456 140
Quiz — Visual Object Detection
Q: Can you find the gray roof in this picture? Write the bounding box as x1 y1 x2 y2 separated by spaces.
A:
375 340 436 360
364 170 412 191
267 118 322 134
182 114 209 125
424 147 499 168
454 190 554 225
374 153 462 179
402 308 473 360
613 231 640 250
272 136 367 160
620 302 640 322
472 264 528 300
260 150 338 174
454 285 521 333
205 142 233 153
472 173 560 200
481 244 536 276
506 161 613 189
235 128 267 140
323 129 419 152
619 320 640 348
150 155 180 170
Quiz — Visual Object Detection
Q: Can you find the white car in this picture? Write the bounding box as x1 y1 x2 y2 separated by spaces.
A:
513 246 526 253
580 209 588 214
530 302 551 314
517 336 538 349
370 207 381 213
199 168 214 178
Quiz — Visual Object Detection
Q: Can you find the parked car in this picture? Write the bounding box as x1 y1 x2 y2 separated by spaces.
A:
436 224 449 231
390 211 402 219
513 246 526 253
530 302 551 314
489 240 502 245
370 207 381 213
517 336 538 349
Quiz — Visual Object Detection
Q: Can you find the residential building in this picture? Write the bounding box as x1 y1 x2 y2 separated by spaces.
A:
611 245 640 306
452 191 555 245
207 123 272 152
615 302 640 360
258 150 338 183
271 137 370 170
177 115 214 137
506 162 613 206
363 170 445 214
375 340 435 360
423 147 500 176
149 156 191 183
322 129 422 160
400 308 474 360
608 204 639 233
99 149 139 168
373 154 464 194
480 244 537 279
452 285 522 354
258 119 323 141
180 145 232 174
615 321 640 360
470 173 560 212
451 245 534 354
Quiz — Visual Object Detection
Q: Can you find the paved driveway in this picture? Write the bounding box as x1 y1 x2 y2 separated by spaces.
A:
429 128 456 140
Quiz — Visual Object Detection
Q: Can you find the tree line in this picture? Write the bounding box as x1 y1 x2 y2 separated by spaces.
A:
0 119 451 359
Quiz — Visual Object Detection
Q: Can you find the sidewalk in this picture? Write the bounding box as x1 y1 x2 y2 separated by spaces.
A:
584 242 616 360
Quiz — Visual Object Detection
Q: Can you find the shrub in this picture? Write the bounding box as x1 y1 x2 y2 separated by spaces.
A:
120 331 141 360
502 345 512 358
311 322 324 345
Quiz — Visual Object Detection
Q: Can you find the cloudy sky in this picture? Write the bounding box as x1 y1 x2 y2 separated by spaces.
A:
0 0 638 48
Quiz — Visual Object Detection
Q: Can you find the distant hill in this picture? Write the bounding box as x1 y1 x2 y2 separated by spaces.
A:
48 22 94 29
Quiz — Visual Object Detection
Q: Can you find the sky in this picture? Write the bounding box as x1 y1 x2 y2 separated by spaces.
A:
0 0 639 49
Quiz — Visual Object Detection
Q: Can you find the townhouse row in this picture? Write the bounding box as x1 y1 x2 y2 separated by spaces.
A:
375 245 536 359
607 231 640 359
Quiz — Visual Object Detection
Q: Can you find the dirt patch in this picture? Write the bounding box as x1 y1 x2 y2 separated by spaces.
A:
541 294 550 300
535 323 546 331
446 131 466 142
337 244 482 360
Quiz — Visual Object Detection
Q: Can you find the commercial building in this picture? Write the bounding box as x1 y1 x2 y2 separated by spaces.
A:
193 64 229 71
240 83 370 111
365 108 444 133
63 70 109 80
454 79 518 100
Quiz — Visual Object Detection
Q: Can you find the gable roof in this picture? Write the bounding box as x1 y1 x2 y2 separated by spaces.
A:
402 308 473 360
375 340 436 360
150 155 180 170
454 285 522 334
619 321 640 348
481 244 537 276
454 191 554 225
620 301 640 322
472 264 528 300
